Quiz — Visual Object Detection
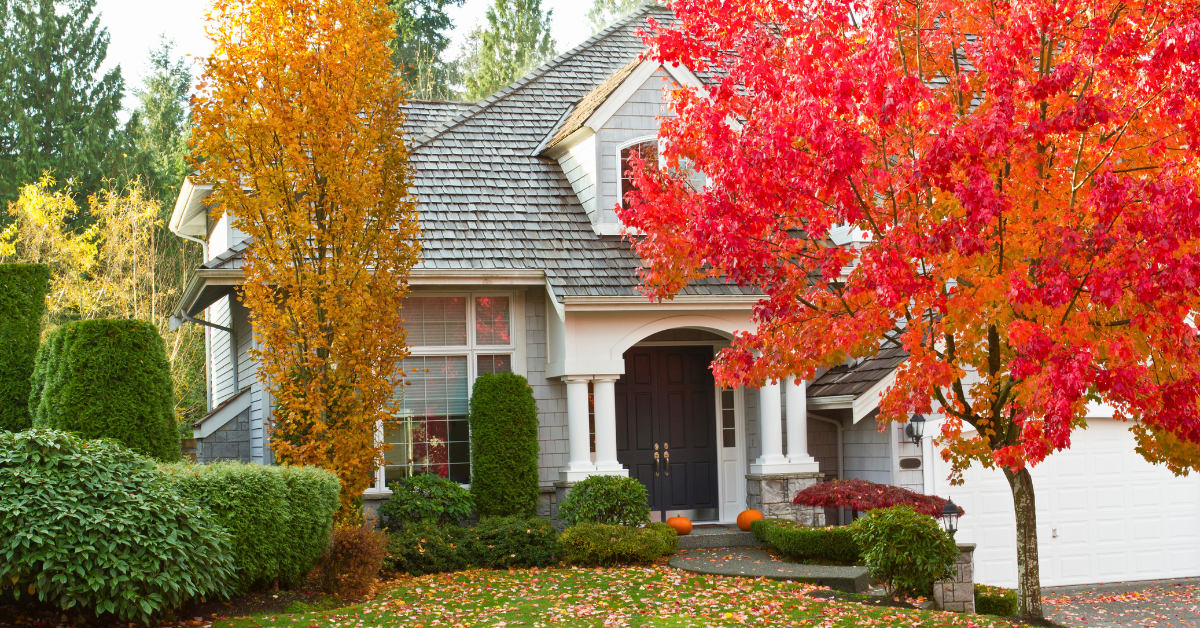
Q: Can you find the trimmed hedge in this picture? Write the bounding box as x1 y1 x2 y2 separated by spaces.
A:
31 319 180 461
466 516 561 568
378 472 473 530
557 474 651 527
0 264 50 432
975 584 1018 616
558 522 678 566
384 522 469 576
750 518 862 564
852 505 959 599
0 429 235 623
469 372 539 517
160 462 340 593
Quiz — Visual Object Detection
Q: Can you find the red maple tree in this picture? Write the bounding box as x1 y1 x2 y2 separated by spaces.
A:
620 0 1200 618
792 478 957 519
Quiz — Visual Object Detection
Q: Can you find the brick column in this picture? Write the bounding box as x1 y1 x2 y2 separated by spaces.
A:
933 543 976 613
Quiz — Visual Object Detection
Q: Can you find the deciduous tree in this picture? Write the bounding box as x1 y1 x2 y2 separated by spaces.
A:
623 0 1200 618
191 0 421 512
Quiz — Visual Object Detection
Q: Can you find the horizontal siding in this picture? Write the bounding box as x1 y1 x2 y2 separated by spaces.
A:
843 416 892 485
209 297 236 406
557 136 597 220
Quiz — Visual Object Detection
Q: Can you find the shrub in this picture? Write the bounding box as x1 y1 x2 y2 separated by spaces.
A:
975 584 1018 616
557 475 651 527
160 462 340 593
314 523 389 599
379 472 474 531
750 518 862 564
466 516 561 568
559 522 678 566
0 263 50 432
31 319 180 461
383 521 468 576
0 429 235 622
851 505 959 600
792 478 961 518
469 372 540 517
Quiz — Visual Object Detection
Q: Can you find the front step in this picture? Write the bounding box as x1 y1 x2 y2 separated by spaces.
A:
677 525 766 550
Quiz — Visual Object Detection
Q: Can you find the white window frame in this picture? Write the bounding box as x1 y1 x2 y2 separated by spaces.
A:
365 291 525 496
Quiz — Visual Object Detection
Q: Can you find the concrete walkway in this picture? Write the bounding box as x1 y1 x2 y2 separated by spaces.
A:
668 547 872 593
1042 577 1199 627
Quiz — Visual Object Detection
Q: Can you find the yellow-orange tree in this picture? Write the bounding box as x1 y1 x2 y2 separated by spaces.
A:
191 0 419 511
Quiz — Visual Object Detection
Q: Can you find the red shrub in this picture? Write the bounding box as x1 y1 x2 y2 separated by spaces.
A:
791 479 961 518
313 523 389 599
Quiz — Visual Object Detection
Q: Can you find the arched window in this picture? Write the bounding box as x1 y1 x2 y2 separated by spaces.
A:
619 138 658 209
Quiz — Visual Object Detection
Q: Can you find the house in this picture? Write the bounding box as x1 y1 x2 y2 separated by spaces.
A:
169 5 1200 588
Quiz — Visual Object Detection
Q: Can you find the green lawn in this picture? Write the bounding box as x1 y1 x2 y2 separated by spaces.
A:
215 565 1020 628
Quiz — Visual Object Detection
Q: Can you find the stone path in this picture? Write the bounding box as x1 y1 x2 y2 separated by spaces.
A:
1043 577 1199 627
667 547 871 593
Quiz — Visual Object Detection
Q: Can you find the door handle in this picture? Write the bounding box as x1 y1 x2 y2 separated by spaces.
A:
654 443 660 477
664 450 669 476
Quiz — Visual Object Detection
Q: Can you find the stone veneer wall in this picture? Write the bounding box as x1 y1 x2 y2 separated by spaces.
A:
933 543 977 613
745 472 825 525
196 407 252 463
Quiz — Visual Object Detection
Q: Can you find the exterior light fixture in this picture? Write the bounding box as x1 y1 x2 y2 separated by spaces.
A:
905 414 926 445
941 498 962 537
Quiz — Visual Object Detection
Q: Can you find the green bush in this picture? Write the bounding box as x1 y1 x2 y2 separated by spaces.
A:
466 516 561 568
0 429 235 623
384 521 469 576
469 372 539 517
559 522 678 566
557 474 651 527
160 462 340 593
851 505 959 599
379 472 474 530
0 264 50 432
750 518 862 564
31 319 180 461
975 584 1018 616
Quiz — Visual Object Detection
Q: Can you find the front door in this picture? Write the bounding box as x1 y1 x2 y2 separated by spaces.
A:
615 345 720 522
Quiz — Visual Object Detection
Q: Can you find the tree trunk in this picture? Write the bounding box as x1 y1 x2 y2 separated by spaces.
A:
1004 467 1043 619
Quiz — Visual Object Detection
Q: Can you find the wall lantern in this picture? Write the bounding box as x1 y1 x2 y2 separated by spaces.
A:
905 414 926 445
941 498 962 537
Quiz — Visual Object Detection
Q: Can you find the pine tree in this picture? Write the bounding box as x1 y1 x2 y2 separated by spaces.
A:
460 0 555 101
0 0 125 211
587 0 645 33
389 0 465 100
124 38 192 211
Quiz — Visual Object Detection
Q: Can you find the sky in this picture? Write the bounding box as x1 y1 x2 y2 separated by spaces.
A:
94 0 596 113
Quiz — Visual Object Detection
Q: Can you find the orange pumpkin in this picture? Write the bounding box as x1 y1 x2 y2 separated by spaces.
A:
736 509 763 531
666 516 693 535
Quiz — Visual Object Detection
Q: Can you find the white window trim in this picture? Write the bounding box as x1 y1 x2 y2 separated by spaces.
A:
365 291 525 496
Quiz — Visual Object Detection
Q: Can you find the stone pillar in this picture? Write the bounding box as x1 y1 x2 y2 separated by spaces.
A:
561 377 596 481
750 380 788 473
933 543 976 613
745 472 825 525
591 377 625 474
784 376 817 465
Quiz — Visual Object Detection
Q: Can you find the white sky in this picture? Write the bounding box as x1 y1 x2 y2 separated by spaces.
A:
95 0 595 113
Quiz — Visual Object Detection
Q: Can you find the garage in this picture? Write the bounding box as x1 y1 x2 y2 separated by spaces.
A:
929 417 1200 588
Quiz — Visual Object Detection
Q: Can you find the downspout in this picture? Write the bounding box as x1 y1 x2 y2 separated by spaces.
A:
808 413 845 524
175 232 215 412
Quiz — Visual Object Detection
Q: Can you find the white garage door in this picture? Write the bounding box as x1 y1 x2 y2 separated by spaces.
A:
931 418 1200 588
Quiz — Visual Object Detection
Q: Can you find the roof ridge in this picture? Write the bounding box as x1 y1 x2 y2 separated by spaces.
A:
409 4 669 149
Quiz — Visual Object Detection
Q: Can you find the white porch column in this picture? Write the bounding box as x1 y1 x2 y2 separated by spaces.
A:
591 377 626 474
561 377 596 481
785 376 818 466
750 379 787 473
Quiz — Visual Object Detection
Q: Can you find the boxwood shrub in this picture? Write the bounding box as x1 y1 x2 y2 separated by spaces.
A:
383 521 469 576
469 372 539 517
466 516 561 568
557 474 651 527
31 319 180 461
0 263 50 432
0 429 235 623
750 518 862 564
851 505 959 599
160 462 340 592
558 522 678 566
975 584 1018 616
378 472 473 530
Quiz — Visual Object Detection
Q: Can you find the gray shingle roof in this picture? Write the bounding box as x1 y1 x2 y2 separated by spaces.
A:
807 346 908 399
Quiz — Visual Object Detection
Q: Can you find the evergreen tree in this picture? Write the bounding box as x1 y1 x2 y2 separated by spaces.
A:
124 38 192 211
459 0 555 101
389 0 465 100
0 0 125 211
587 0 645 33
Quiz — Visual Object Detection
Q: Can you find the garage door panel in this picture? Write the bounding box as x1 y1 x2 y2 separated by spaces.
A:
1094 519 1126 543
1092 486 1125 510
1056 487 1089 511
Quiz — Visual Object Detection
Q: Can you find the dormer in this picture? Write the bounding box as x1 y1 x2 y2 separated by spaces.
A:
540 57 705 236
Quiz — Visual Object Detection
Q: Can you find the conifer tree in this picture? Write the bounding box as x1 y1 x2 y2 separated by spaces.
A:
460 0 555 101
125 38 192 211
389 0 465 100
587 0 644 34
0 0 125 210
